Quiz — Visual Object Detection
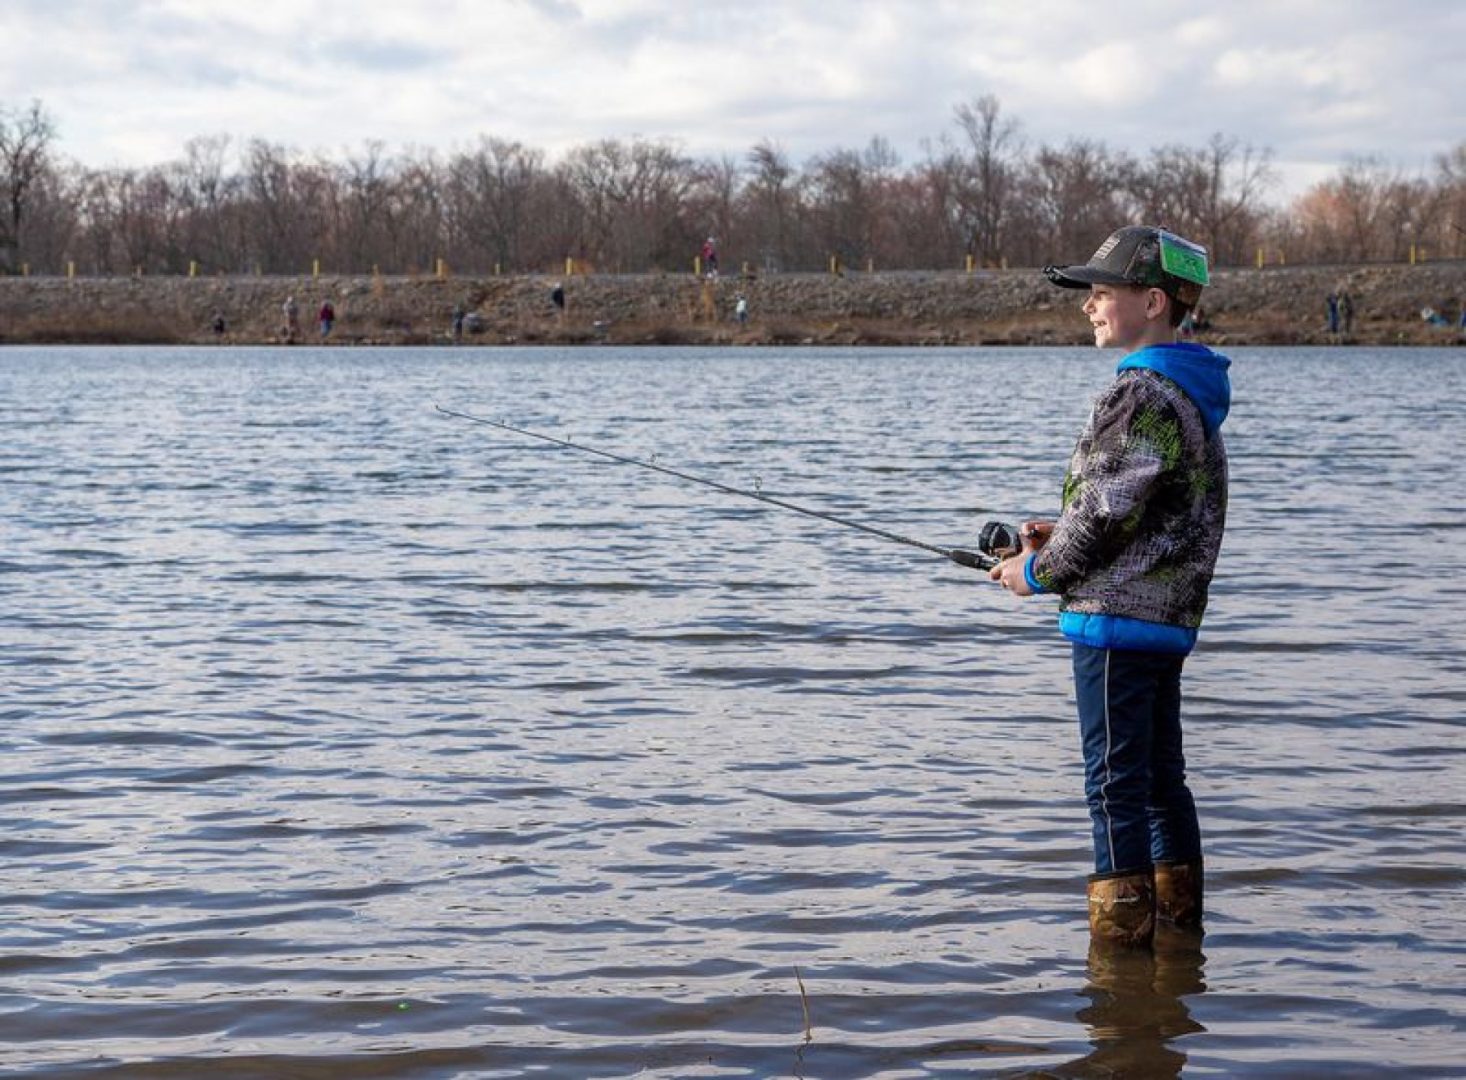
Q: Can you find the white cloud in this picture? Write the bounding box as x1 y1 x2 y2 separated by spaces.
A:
1061 42 1155 107
1 0 1461 195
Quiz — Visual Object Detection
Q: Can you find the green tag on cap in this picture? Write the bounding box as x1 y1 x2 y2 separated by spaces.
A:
1158 232 1209 286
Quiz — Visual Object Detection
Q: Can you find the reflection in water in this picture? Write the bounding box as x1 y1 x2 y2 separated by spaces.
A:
1069 930 1206 1078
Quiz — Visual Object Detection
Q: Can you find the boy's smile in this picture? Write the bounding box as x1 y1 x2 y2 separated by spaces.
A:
1082 283 1169 351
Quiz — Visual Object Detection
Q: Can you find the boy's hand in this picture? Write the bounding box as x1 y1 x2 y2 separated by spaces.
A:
989 554 1033 594
987 520 1054 595
1020 520 1054 549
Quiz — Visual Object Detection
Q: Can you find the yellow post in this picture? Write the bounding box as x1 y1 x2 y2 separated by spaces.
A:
965 254 975 274
189 260 198 278
694 256 702 277
67 261 75 279
565 256 574 277
494 262 501 276
436 257 446 279
313 258 320 278
1256 247 1264 269
1280 250 1286 267
1409 243 1417 265
866 256 874 273
20 262 28 276
829 254 838 275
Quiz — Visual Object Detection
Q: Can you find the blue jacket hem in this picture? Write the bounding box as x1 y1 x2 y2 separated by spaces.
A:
1058 611 1198 655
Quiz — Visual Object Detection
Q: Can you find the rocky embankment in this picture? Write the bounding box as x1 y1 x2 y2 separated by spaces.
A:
2 263 1464 347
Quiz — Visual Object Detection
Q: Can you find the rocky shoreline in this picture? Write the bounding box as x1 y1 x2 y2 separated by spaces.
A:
2 263 1464 347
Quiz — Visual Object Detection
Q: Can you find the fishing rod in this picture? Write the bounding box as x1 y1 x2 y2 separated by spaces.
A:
435 404 1000 571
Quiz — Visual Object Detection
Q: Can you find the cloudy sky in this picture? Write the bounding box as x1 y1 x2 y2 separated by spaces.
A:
4 0 1462 199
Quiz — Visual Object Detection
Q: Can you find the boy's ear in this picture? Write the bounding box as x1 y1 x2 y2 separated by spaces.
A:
1145 288 1170 321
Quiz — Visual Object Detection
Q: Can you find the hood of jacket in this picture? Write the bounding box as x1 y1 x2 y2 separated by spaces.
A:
1117 342 1231 436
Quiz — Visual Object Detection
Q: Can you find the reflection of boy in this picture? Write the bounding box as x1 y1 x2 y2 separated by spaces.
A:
989 226 1232 949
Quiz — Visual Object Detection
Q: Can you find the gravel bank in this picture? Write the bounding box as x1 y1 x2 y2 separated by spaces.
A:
2 263 1463 347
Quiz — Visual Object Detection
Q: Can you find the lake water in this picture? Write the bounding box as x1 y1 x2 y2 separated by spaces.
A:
1 344 1463 1078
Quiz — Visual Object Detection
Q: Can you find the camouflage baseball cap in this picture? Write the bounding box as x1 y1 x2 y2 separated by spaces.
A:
1044 225 1209 305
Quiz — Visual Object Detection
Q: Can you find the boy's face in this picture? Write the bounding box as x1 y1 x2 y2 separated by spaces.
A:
1082 283 1167 350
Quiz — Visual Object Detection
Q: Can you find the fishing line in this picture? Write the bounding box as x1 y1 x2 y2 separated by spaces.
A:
435 404 997 570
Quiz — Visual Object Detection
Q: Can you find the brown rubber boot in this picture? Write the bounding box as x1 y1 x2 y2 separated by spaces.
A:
1087 870 1156 948
1154 860 1204 929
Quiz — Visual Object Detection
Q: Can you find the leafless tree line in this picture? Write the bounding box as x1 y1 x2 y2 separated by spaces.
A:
3 96 1464 277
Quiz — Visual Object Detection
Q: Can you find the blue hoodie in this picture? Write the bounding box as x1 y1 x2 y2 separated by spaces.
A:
1118 342 1231 437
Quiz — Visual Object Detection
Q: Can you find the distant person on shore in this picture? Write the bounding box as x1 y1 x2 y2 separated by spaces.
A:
212 311 226 338
989 226 1231 952
318 300 335 339
550 282 565 316
735 294 748 326
283 295 300 342
451 303 466 342
1339 291 1354 336
1326 292 1340 335
701 237 719 278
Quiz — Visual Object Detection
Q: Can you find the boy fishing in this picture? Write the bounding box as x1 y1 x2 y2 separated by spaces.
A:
989 226 1231 949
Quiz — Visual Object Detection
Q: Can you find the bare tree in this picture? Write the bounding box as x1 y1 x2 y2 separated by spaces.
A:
1026 138 1134 264
904 142 969 268
0 99 57 272
1129 135 1276 265
241 140 307 272
176 135 243 271
806 146 870 268
687 154 742 269
1336 156 1407 261
1197 134 1275 264
17 93 1465 278
338 141 395 270
950 95 1023 265
560 137 695 271
358 149 442 273
444 137 548 272
743 140 797 271
1435 142 1466 259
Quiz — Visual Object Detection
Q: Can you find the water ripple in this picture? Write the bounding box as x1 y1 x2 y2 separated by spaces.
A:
0 344 1462 1077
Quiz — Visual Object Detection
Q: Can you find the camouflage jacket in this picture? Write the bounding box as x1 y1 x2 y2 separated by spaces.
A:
1028 343 1231 654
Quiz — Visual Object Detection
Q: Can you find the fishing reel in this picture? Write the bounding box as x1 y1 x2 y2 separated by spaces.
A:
945 520 1024 571
977 520 1024 560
